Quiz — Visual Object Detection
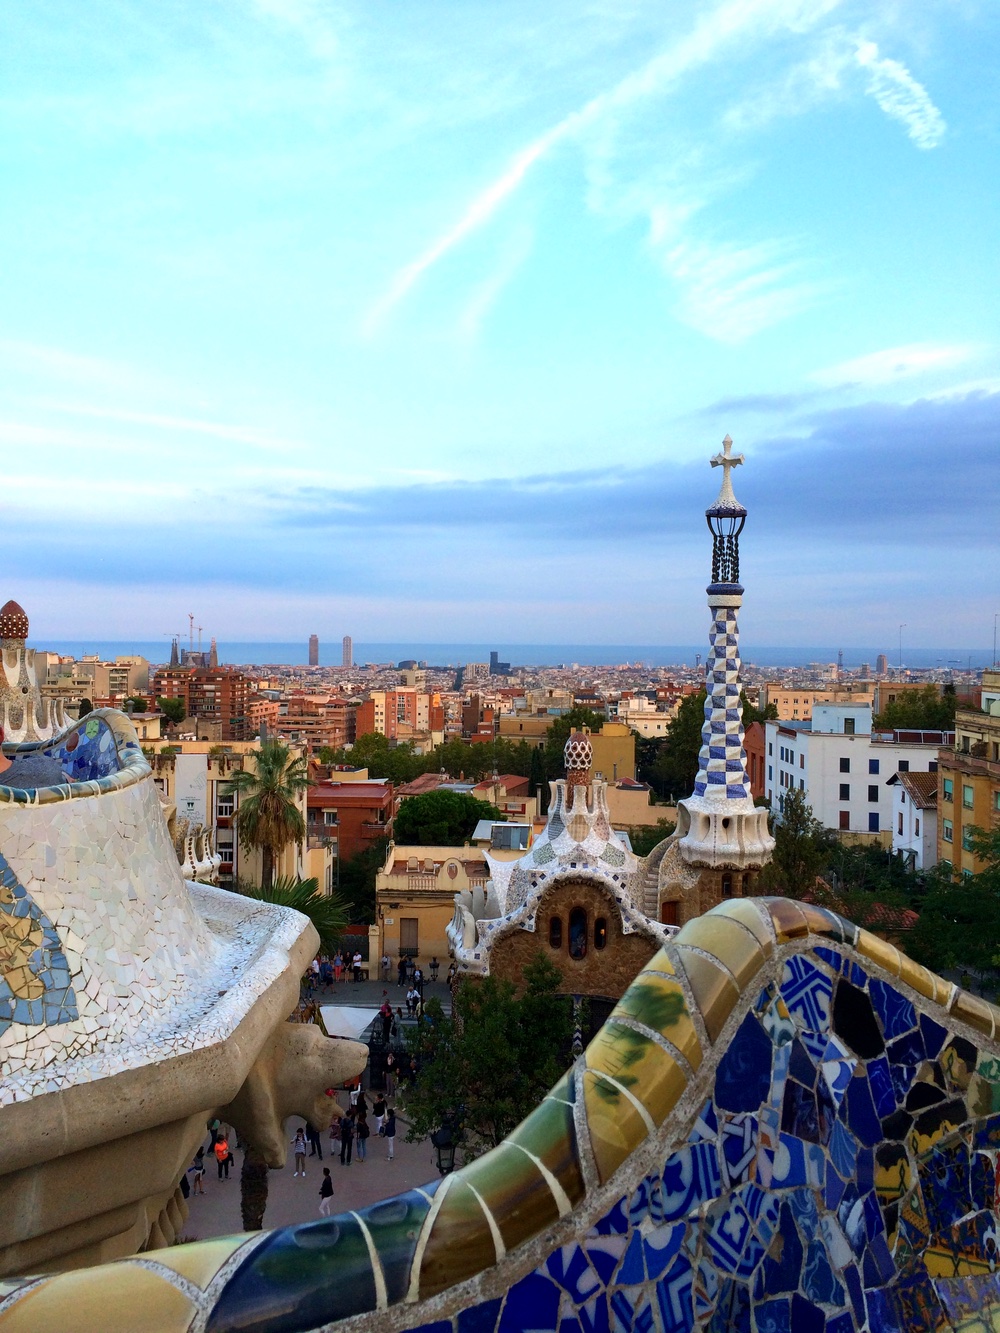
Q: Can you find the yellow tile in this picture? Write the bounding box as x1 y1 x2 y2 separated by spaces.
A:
675 915 766 991
952 989 997 1039
612 970 702 1070
417 1177 502 1298
146 1234 252 1290
673 946 740 1043
897 951 941 1003
0 1265 196 1333
460 1141 561 1253
800 903 851 943
759 898 809 942
713 897 775 951
586 1020 687 1128
855 929 902 978
581 1069 650 1185
509 1086 586 1208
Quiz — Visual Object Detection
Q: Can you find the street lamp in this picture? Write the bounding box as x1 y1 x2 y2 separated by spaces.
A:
430 1122 457 1175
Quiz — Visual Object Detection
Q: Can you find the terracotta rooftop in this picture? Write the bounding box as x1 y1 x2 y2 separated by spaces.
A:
888 770 938 809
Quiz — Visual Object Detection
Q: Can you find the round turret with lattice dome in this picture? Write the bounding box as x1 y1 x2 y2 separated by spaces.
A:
564 730 593 788
0 599 29 644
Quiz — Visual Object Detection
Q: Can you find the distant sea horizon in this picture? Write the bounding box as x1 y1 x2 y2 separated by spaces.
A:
26 640 994 672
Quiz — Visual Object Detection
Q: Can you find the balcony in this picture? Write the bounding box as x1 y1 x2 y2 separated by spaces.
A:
361 821 390 834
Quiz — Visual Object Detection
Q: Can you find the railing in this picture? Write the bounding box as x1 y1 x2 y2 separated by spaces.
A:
946 749 1000 779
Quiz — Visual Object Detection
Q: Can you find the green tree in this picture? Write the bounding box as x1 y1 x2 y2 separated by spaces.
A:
756 789 835 896
529 746 548 814
394 790 503 846
654 690 707 800
740 689 778 725
403 952 574 1158
228 740 311 889
907 827 1000 989
874 684 957 732
123 695 148 714
337 836 389 923
231 875 349 955
157 696 186 725
628 818 677 857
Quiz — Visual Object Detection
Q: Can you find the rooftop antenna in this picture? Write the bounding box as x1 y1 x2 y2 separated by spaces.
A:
188 613 195 654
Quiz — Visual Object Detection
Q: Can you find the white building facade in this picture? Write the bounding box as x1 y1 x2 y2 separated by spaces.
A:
888 771 938 871
764 704 949 841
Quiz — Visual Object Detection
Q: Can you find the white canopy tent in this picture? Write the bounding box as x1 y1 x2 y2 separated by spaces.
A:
319 1006 378 1041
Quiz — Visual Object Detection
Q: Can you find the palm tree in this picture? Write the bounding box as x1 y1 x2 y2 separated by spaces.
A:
232 876 349 956
228 740 311 889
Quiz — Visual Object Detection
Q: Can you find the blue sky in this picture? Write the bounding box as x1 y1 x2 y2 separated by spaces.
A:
2 0 998 652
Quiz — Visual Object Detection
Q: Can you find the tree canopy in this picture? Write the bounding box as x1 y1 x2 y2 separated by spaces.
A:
228 739 311 888
756 788 836 896
906 827 1000 991
394 789 504 846
156 696 186 725
874 684 956 732
628 818 677 857
318 733 537 786
650 689 706 801
402 952 575 1159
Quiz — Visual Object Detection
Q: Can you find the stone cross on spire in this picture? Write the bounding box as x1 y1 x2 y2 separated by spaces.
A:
709 434 745 512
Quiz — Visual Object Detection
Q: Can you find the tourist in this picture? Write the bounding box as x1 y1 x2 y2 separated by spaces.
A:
214 1134 232 1181
356 1112 370 1161
291 1127 308 1176
207 1116 222 1149
339 1112 355 1166
381 952 390 982
385 1051 397 1097
320 956 333 986
379 999 393 1042
318 1168 334 1216
397 956 407 987
188 1147 206 1195
333 951 344 985
384 1108 396 1160
372 1094 387 1136
352 950 363 983
447 963 457 991
413 965 423 995
306 1122 323 1159
405 985 418 1017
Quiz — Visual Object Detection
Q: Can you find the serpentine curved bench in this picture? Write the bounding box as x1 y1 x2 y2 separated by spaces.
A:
3 895 999 1333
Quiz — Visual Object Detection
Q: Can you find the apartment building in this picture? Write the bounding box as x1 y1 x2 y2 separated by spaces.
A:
761 682 874 721
150 664 254 742
355 688 445 749
279 693 355 751
764 704 950 844
306 779 394 863
937 671 1000 875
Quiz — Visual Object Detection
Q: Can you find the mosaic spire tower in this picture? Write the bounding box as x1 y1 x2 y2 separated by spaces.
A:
676 438 774 870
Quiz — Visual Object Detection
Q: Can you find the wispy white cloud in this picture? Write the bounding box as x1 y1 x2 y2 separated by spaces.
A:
365 0 846 332
43 402 284 450
811 342 976 387
456 226 535 340
855 39 946 150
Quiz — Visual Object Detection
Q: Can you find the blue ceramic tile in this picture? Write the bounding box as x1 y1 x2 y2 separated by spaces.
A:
886 1029 924 1067
844 1262 866 1325
770 1134 807 1187
707 1279 750 1333
812 946 843 974
550 1245 605 1303
704 1196 763 1278
715 1012 773 1113
720 1115 757 1188
864 1287 902 1332
802 1237 844 1307
499 1275 560 1333
826 1314 855 1333
688 1099 717 1143
789 1292 826 1333
919 1013 948 1059
615 1233 645 1286
755 1203 803 1298
585 1237 627 1287
641 1223 684 1282
866 1056 896 1118
661 1143 722 1221
577 1295 610 1333
655 1253 694 1333
844 1073 881 1147
780 956 833 1030
869 979 916 1041
755 1297 791 1333
591 1197 629 1236
788 1037 817 1088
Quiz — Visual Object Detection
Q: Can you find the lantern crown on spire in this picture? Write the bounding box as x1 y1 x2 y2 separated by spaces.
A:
705 435 746 587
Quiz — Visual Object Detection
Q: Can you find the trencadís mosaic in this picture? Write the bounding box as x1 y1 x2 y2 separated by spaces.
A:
5 897 1000 1332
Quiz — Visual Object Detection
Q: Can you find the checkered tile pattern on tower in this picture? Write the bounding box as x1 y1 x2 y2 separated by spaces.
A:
693 602 750 800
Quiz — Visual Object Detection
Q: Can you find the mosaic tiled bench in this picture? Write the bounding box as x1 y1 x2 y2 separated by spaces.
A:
3 896 1000 1333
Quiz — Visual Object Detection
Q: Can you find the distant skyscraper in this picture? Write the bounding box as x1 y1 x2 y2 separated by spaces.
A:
876 653 888 676
309 634 319 666
342 635 353 668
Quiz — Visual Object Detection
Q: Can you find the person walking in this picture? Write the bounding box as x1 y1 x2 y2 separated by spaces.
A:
356 1113 370 1162
381 952 390 982
291 1127 308 1176
306 1122 323 1159
188 1147 206 1195
397 956 407 987
318 1168 334 1217
214 1134 232 1181
384 1051 397 1098
339 1112 355 1166
372 1094 387 1136
384 1108 396 1161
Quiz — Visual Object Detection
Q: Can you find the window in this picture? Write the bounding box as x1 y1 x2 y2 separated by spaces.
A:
962 827 974 852
323 810 338 825
898 813 904 835
943 819 953 843
768 765 772 780
568 907 588 959
994 792 1000 813
839 783 850 801
898 760 909 772
915 818 920 835
839 811 850 830
594 917 607 950
869 813 879 833
549 916 562 949
868 785 879 802
963 785 974 809
869 759 880 775
768 742 773 755
844 718 855 735
943 779 953 802
721 873 733 898
840 757 850 773
800 755 805 769
799 778 805 790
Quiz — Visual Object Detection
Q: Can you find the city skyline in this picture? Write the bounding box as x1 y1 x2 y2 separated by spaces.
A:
1 1 997 644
